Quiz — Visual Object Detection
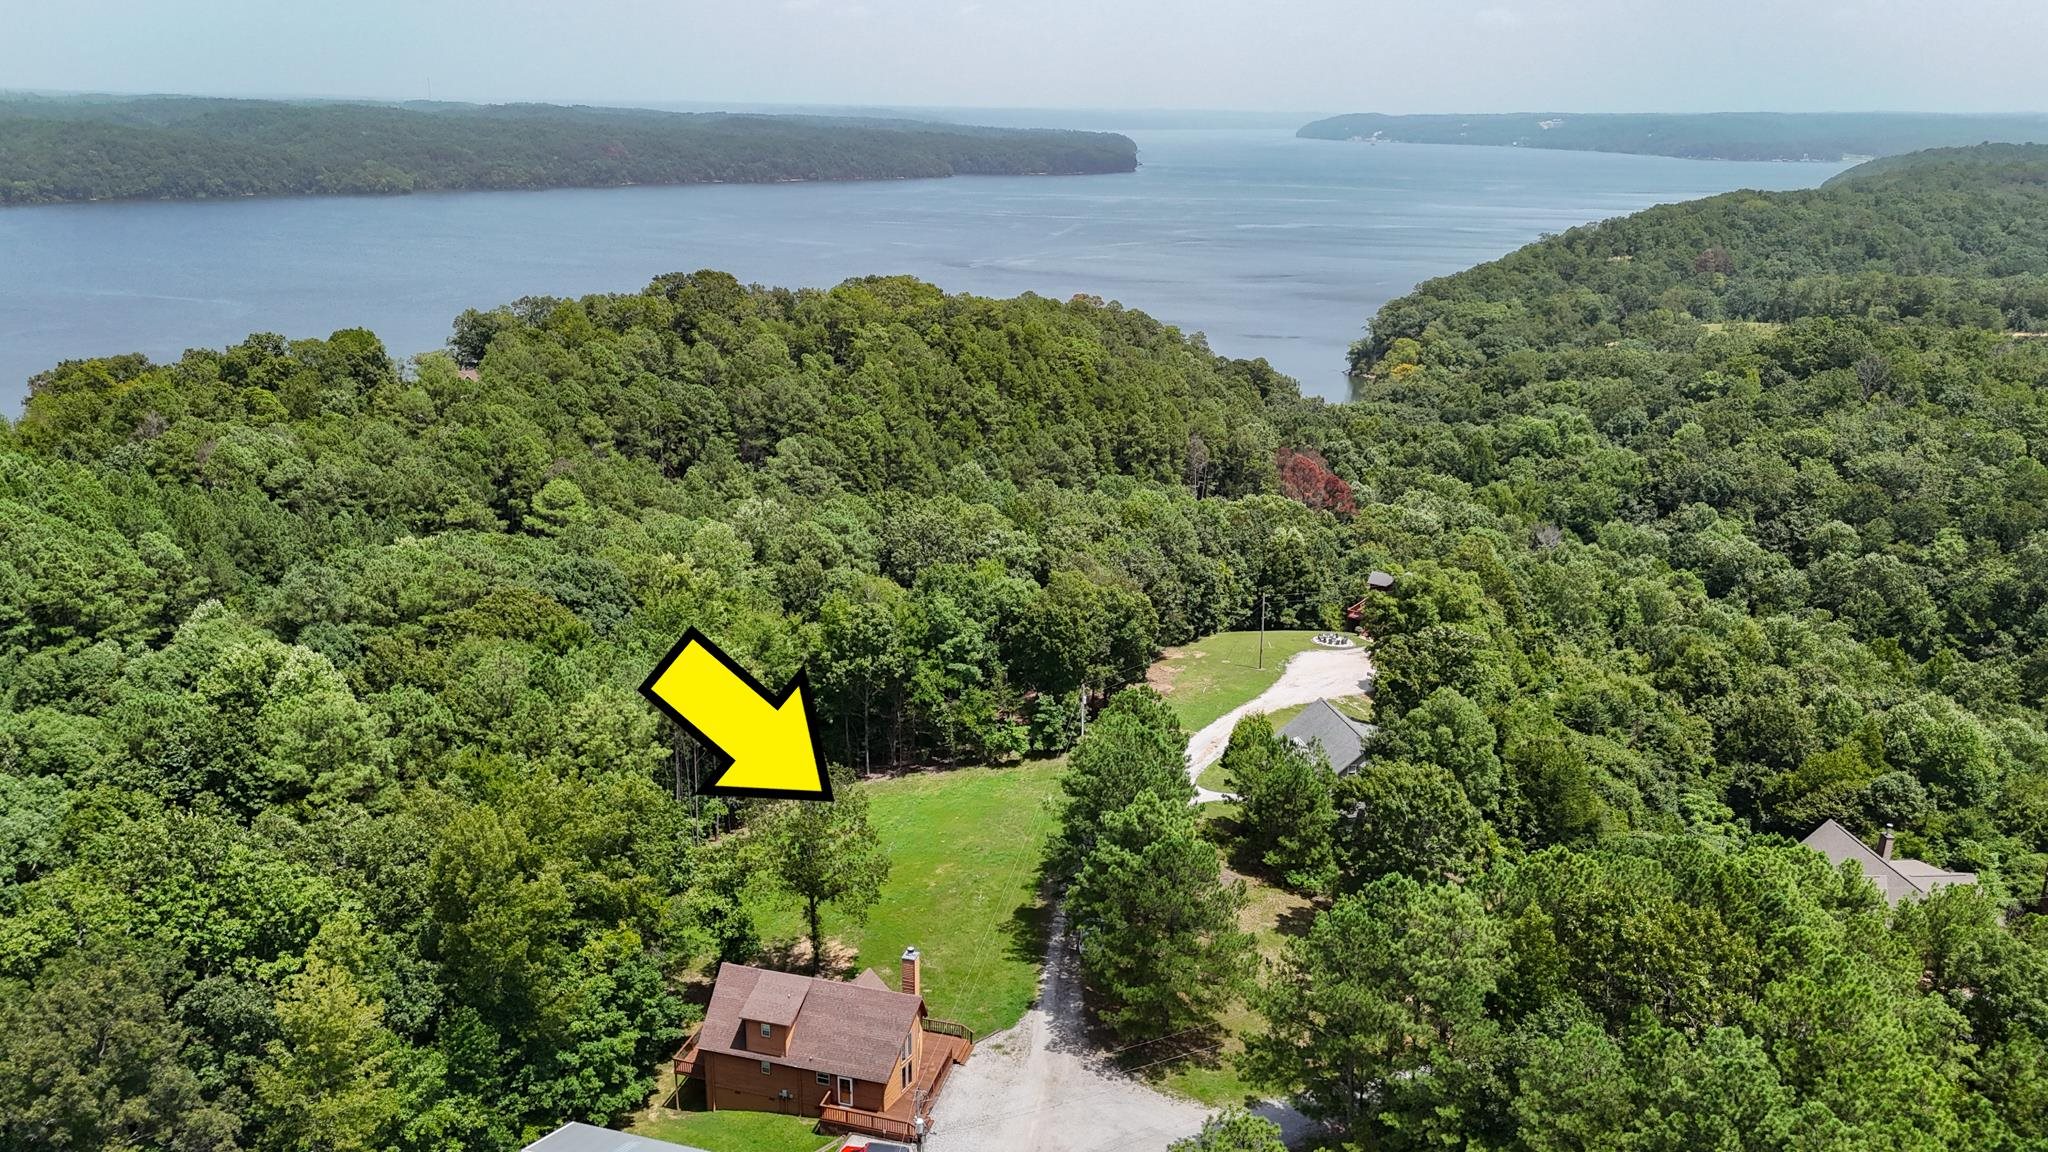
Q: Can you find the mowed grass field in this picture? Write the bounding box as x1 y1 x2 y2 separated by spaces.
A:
749 759 1066 1037
1149 630 1323 734
634 1106 834 1152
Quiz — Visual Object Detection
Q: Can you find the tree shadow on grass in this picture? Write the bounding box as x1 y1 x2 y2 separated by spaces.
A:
1112 1022 1233 1077
1003 839 1067 970
1274 900 1319 940
752 934 858 980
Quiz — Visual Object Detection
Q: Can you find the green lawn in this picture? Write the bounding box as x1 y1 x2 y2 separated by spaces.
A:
1151 630 1323 734
633 1109 834 1152
748 760 1065 1037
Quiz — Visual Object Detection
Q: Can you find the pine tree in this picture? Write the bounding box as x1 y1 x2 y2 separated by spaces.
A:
1222 714 1337 892
1068 790 1254 1042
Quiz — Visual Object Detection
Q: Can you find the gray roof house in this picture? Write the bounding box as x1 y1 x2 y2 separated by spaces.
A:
1280 699 1376 773
524 1123 712 1152
1801 819 1976 904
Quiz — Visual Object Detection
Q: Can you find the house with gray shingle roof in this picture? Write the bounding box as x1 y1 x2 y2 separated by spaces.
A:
1280 698 1376 773
1801 819 1976 904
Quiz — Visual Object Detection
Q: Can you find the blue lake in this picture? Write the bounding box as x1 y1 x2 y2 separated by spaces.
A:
0 130 1848 408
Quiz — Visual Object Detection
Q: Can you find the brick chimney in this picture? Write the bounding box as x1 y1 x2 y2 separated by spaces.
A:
900 946 922 998
1878 826 1897 861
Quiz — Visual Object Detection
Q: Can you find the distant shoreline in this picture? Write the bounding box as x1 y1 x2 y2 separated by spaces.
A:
11 166 1138 211
1319 134 1848 163
1297 111 2048 163
0 95 1140 207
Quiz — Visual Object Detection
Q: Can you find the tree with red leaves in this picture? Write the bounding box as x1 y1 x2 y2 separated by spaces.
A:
1276 447 1355 517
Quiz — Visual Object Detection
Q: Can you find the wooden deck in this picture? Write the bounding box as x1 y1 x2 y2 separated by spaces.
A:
817 1031 973 1141
672 1025 701 1080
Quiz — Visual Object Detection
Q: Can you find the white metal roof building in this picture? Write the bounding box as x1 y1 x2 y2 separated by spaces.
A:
524 1122 714 1152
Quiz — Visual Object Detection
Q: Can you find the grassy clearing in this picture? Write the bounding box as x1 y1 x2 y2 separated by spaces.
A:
633 1105 833 1152
1149 630 1322 734
1155 868 1314 1107
748 759 1065 1037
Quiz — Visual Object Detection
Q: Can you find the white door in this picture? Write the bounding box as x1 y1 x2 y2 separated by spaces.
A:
836 1075 854 1107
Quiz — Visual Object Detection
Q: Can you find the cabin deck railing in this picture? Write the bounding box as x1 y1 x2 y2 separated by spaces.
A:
923 1017 975 1043
817 1092 922 1142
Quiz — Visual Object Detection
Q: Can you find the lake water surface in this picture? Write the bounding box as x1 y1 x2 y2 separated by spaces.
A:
0 130 1849 408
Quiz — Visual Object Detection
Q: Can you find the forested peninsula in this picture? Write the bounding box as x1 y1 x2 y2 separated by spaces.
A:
0 95 1139 205
5 143 2048 1151
1298 110 2048 161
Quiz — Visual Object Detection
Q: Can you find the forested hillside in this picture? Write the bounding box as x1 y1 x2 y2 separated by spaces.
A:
1216 143 2048 1149
1298 110 2048 161
0 273 1350 1150
8 141 2048 1152
0 96 1138 205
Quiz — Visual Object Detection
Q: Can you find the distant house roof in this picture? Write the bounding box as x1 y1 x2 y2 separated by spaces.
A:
1367 570 1395 590
698 962 924 1084
1279 699 1376 772
1801 819 1976 904
525 1122 711 1152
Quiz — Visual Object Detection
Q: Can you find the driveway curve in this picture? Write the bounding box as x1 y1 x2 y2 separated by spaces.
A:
1184 646 1376 802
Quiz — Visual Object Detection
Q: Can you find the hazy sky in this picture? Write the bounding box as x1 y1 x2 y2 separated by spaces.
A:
5 0 2045 113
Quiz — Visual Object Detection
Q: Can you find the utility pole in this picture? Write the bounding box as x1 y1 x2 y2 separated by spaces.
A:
1258 590 1267 670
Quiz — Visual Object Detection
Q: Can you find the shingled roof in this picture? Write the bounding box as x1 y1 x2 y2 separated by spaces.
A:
697 962 925 1084
1280 698 1376 772
1801 819 1976 904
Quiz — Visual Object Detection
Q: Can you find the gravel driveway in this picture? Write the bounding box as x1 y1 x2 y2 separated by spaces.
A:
1184 646 1376 802
924 906 1209 1151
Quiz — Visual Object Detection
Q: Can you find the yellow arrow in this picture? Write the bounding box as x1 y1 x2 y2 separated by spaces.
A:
638 628 832 801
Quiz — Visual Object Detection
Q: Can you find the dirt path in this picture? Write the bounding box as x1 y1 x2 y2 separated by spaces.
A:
1184 646 1376 802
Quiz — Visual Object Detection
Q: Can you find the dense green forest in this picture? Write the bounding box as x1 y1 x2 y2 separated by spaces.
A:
6 141 2048 1152
1298 110 2048 161
0 95 1138 205
0 272 1333 1150
1197 142 2048 1149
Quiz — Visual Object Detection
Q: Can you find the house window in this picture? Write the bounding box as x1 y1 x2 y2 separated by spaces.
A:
760 1022 772 1039
760 1060 772 1075
817 1072 830 1085
901 1060 912 1087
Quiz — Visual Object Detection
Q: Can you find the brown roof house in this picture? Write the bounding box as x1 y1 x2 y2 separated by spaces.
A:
674 947 972 1142
1801 820 1977 904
